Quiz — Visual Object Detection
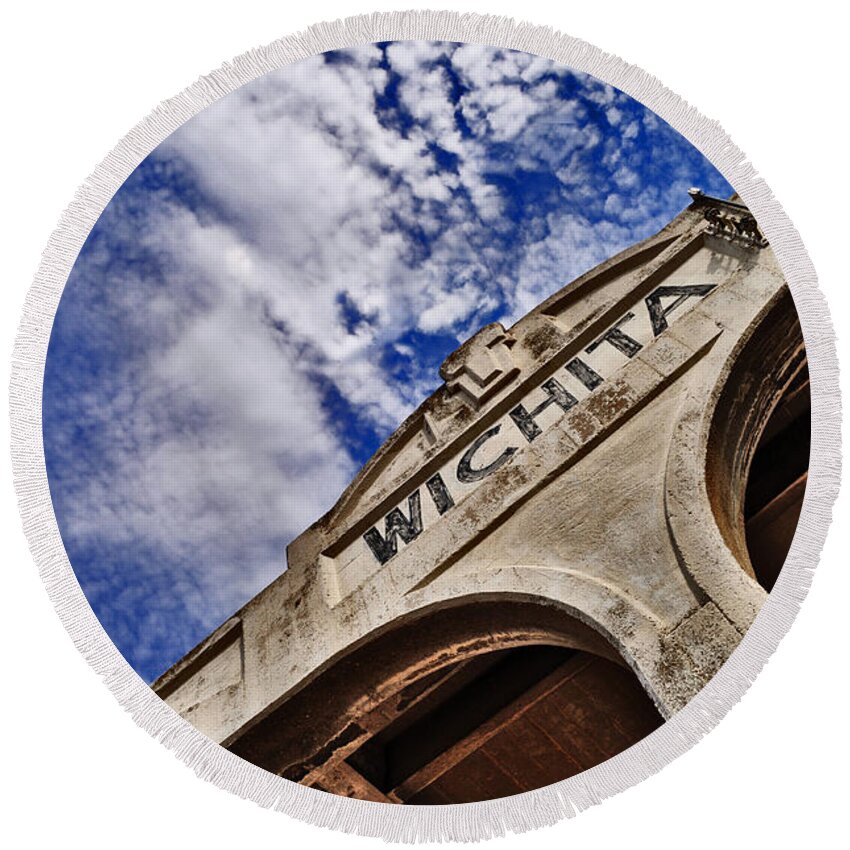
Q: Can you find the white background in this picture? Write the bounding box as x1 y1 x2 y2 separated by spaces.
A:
1 2 846 847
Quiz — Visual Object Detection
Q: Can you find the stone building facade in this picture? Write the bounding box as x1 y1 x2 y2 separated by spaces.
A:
153 191 809 804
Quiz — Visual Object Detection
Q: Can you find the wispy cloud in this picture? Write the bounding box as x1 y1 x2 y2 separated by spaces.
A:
44 42 731 681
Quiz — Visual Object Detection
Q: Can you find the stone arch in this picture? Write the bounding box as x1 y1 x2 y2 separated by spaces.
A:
227 593 663 803
705 288 809 591
664 285 808 631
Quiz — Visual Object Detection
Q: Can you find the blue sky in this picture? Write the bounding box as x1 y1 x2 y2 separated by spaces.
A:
43 41 732 683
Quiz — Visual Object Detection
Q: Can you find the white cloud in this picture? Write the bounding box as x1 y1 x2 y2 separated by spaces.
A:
47 41 730 677
510 212 634 321
623 120 640 140
613 165 641 190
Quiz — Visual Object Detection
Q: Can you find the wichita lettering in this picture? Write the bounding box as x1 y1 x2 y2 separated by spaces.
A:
362 283 714 565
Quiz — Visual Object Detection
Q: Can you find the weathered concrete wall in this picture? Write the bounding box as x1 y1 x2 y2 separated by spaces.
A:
153 194 794 754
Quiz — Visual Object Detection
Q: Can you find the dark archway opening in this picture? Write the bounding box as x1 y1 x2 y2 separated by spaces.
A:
227 600 664 804
345 643 662 804
743 360 810 591
706 288 810 594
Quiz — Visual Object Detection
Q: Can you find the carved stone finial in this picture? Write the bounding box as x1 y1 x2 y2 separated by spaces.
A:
702 205 768 249
440 323 518 408
689 189 768 249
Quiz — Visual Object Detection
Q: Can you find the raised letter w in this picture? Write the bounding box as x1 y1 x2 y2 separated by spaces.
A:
363 491 423 565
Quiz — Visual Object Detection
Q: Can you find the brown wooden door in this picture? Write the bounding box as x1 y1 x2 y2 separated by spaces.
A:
342 645 663 804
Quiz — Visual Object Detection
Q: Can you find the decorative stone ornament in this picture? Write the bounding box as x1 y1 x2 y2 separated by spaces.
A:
9 11 840 842
690 189 769 249
440 323 519 409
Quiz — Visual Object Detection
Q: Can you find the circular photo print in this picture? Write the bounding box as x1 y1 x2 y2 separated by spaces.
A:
41 39 810 808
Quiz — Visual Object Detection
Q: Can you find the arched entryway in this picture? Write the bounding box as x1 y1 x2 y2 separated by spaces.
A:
706 287 810 592
228 599 663 803
743 356 810 591
345 642 661 804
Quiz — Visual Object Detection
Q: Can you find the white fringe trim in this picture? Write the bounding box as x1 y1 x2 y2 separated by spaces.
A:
8 9 841 843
